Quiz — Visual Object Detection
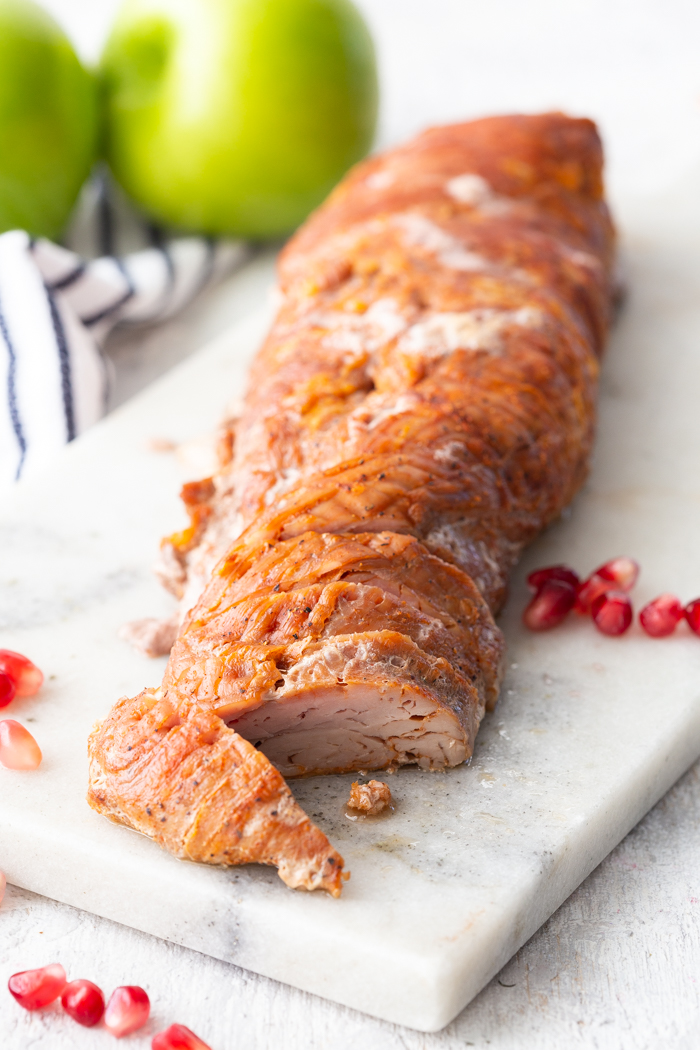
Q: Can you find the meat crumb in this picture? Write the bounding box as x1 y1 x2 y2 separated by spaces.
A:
347 780 393 817
118 617 178 658
146 437 177 453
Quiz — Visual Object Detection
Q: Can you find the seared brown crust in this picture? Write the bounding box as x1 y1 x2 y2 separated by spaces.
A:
90 113 615 892
172 532 501 715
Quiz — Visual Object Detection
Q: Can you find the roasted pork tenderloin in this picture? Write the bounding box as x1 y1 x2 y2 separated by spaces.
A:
89 112 615 892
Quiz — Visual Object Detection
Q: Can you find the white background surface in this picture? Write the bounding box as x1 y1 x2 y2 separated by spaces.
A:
3 1 700 1047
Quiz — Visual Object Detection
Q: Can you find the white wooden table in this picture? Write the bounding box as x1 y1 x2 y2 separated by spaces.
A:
3 1 700 1046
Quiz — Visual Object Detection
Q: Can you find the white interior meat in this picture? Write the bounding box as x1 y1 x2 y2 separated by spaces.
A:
230 680 469 777
226 632 480 776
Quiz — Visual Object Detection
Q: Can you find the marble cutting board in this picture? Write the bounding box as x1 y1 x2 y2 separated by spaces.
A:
2 180 700 1033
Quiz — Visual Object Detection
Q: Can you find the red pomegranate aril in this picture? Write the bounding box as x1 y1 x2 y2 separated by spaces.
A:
591 590 633 636
527 564 580 592
685 599 700 635
0 720 42 769
574 573 609 614
523 579 576 631
104 985 150 1037
0 650 43 698
152 1023 212 1050
0 673 15 708
61 979 105 1027
639 594 684 637
594 556 639 592
0 869 6 906
8 963 67 1010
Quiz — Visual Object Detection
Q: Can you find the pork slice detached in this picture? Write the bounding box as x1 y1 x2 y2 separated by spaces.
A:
87 690 345 896
89 112 616 891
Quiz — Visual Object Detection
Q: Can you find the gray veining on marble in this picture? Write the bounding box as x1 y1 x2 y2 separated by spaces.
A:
2 177 700 1031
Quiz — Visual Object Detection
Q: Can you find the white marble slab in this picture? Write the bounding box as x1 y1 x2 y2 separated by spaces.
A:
2 178 700 1033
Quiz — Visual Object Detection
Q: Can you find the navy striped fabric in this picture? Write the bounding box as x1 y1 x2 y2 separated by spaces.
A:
0 226 245 490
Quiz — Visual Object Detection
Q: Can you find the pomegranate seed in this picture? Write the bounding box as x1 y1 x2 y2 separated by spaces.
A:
527 564 580 592
104 985 150 1037
594 556 639 592
61 979 105 1027
0 869 6 906
0 673 15 708
0 650 43 698
574 573 609 614
591 590 633 636
0 720 42 769
523 579 576 630
639 594 684 637
685 599 700 635
152 1023 212 1050
8 963 67 1010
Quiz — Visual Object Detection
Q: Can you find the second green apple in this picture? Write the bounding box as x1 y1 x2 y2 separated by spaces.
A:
101 0 378 238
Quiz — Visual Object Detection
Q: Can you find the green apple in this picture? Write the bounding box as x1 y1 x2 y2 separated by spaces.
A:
0 0 98 239
100 0 378 238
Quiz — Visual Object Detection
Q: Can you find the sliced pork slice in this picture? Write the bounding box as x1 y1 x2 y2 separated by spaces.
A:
178 530 503 707
88 689 345 895
158 531 503 776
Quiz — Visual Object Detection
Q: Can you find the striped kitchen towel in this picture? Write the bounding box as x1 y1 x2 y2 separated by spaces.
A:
0 216 246 491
